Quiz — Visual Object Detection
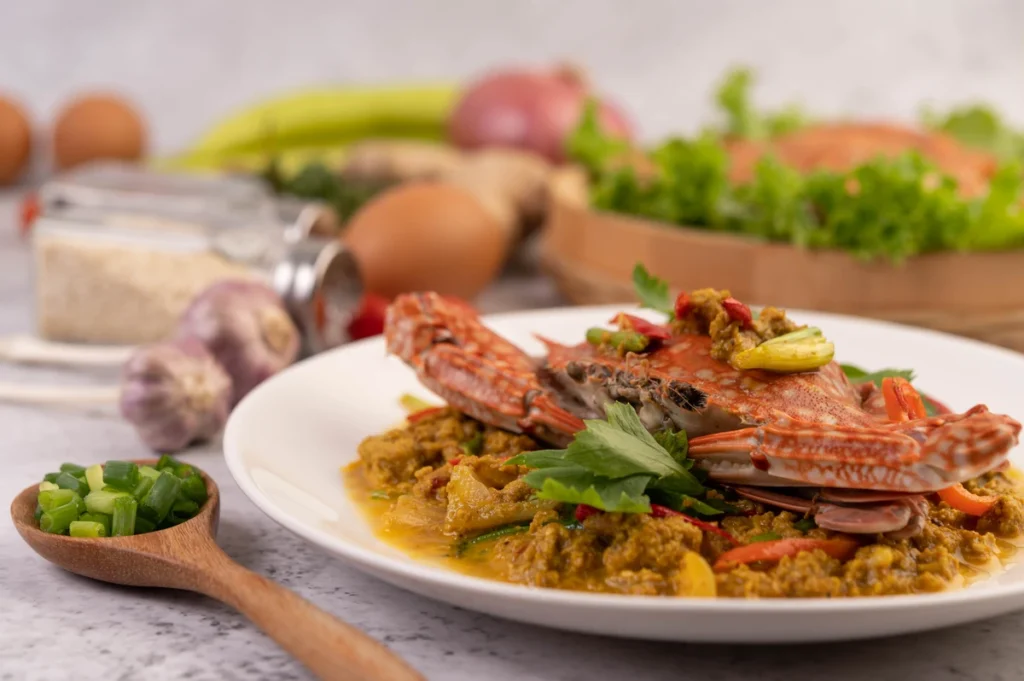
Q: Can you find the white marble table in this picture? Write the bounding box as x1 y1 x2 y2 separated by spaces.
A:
1 193 1022 681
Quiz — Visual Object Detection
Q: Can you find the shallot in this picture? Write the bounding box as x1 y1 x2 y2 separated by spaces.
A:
119 337 232 452
449 64 633 164
177 280 300 405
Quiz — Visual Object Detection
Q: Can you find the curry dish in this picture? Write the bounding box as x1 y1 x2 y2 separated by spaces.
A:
346 409 1024 598
356 277 1023 599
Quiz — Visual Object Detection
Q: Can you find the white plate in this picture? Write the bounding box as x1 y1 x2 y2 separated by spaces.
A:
224 305 1024 643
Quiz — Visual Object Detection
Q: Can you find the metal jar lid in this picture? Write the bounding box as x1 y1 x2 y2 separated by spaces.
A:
271 237 363 356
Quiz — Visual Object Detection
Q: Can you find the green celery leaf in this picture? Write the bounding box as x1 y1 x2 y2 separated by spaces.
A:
567 421 685 480
526 468 652 513
653 429 689 465
504 450 572 469
564 403 704 494
631 263 674 317
840 364 942 416
604 402 664 449
839 364 915 386
649 488 724 516
648 473 705 498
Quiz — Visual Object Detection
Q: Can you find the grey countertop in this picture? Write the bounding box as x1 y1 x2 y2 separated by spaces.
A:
1 192 1023 681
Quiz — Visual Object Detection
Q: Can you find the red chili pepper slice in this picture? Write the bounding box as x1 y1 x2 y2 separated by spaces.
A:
407 406 446 423
722 297 753 328
674 292 691 319
575 504 601 522
19 193 39 238
650 504 738 544
448 457 462 466
713 537 859 572
608 312 671 341
882 376 927 422
347 293 391 341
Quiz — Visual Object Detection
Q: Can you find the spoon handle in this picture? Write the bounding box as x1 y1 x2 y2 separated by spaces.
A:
193 546 425 681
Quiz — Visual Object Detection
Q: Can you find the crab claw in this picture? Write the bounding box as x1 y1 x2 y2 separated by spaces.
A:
385 293 584 445
689 406 1021 493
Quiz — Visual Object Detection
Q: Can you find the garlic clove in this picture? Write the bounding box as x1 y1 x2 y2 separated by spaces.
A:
120 337 232 452
177 280 300 405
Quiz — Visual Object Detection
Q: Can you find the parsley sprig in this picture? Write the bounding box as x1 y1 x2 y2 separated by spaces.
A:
506 403 717 516
632 263 675 318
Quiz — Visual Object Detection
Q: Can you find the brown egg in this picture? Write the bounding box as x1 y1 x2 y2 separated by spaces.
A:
0 96 32 185
53 93 146 170
343 181 509 300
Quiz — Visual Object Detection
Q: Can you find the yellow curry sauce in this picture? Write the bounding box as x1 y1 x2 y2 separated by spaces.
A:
344 409 1024 598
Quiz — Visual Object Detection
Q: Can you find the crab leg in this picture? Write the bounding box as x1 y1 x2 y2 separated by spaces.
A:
732 486 927 536
689 407 1021 493
385 292 584 445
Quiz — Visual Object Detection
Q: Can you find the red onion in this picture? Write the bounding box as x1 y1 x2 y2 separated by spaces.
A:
449 64 633 164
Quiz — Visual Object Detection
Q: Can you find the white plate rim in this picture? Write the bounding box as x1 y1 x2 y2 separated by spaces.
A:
223 304 1024 619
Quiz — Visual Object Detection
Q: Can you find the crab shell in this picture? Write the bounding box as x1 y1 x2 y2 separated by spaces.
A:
384 292 1022 535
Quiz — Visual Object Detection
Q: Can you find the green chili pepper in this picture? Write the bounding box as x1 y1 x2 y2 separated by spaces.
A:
585 327 649 353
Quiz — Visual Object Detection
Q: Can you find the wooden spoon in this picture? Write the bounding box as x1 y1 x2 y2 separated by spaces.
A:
10 464 424 681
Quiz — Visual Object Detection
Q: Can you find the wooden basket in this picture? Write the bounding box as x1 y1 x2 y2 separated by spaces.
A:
539 180 1024 353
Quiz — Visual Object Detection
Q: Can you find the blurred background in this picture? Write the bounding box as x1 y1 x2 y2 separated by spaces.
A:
4 0 1023 157
2 0 1024 446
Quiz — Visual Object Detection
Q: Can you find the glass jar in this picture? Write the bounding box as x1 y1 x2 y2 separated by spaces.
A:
32 162 356 348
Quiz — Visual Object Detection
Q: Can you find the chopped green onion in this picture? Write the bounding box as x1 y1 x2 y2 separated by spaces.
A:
103 461 140 492
42 472 60 484
461 432 484 456
369 490 391 501
138 466 161 481
139 472 181 523
85 464 105 495
38 481 59 492
80 512 112 536
59 463 86 474
793 518 817 532
134 517 156 534
156 455 178 471
169 498 199 523
748 531 783 543
111 496 138 537
69 521 107 538
172 464 195 479
40 500 80 534
180 475 208 504
55 471 89 497
453 524 529 556
39 488 75 512
84 489 131 516
34 503 43 521
132 476 155 501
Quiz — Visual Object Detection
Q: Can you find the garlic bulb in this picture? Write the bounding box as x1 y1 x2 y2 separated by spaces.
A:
177 280 300 405
120 338 232 452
